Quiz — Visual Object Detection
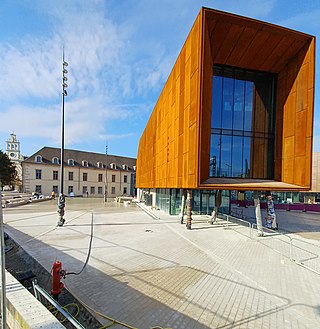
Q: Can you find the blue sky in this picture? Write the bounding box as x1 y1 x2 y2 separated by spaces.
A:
0 0 319 158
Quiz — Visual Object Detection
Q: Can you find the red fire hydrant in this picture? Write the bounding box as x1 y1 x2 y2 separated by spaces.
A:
51 260 66 300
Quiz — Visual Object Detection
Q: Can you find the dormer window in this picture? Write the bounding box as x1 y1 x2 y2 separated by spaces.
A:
82 160 88 167
68 159 75 166
35 155 42 163
110 163 116 169
52 157 59 165
97 162 103 168
122 164 128 170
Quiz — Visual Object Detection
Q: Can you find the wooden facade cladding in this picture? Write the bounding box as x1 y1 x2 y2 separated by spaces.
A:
136 11 203 188
137 7 315 191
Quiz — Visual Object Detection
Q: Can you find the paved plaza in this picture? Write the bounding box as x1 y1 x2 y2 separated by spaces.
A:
2 199 320 329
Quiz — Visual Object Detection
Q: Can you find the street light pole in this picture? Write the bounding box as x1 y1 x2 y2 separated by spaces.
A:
57 54 68 227
104 143 108 204
0 192 6 329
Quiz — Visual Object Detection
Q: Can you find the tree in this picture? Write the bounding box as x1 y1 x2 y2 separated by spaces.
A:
0 150 17 189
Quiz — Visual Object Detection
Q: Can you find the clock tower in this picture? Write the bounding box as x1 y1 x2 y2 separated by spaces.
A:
5 133 24 191
6 133 22 163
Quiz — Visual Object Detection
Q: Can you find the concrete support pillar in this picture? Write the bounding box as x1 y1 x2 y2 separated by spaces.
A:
253 191 264 237
186 190 193 230
178 190 187 224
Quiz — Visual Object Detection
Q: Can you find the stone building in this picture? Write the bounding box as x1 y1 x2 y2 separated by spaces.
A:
22 146 136 198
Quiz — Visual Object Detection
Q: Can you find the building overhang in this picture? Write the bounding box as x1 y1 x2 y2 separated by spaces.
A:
202 7 314 74
200 178 309 191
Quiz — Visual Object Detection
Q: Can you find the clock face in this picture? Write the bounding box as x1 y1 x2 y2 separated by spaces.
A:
10 153 15 158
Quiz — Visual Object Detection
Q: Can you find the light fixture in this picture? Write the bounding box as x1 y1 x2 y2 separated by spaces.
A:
57 53 69 227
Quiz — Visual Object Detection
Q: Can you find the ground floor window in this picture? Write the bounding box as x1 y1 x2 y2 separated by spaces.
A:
98 186 103 194
53 186 58 194
68 186 73 194
90 187 95 195
35 185 42 193
123 187 127 195
111 187 115 194
153 189 230 215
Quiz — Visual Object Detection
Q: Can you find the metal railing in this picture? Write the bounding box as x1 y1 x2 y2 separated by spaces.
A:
136 202 160 220
33 280 85 329
218 213 320 275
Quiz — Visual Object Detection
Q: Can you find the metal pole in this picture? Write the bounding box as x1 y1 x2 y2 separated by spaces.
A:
178 189 186 224
57 53 68 227
253 191 264 237
104 143 108 204
0 193 6 328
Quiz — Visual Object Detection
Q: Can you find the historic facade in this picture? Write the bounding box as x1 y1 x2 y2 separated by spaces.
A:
312 152 320 192
5 133 25 191
22 147 136 198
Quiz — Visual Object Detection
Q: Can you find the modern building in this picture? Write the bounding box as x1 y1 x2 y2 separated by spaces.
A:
312 152 320 192
22 147 136 198
136 7 315 217
5 133 26 191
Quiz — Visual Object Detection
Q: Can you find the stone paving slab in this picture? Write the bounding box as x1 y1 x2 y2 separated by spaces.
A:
3 200 320 329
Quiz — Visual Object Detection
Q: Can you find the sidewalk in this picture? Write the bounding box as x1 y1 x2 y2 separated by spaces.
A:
3 199 320 329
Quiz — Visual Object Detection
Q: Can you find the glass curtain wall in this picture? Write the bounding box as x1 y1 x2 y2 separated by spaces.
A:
210 65 276 179
155 189 225 216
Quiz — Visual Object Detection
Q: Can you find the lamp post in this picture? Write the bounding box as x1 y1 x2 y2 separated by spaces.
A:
0 191 6 328
225 163 231 177
57 56 68 227
104 143 108 204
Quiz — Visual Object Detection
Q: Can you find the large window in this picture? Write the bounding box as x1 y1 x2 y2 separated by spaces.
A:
53 171 58 180
210 65 276 179
69 172 74 181
35 169 42 179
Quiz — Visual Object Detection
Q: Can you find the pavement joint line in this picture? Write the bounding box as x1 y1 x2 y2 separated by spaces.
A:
162 220 270 293
161 217 310 314
3 211 58 224
23 211 91 244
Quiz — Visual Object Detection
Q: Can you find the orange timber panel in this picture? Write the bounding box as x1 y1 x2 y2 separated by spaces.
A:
199 13 213 184
237 31 270 68
260 36 295 71
281 39 315 188
226 27 257 67
136 10 202 189
214 24 245 65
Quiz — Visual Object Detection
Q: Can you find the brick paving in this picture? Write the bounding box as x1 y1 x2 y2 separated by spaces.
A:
3 199 320 329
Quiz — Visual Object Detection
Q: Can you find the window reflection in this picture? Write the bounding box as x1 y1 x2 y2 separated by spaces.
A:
210 65 276 179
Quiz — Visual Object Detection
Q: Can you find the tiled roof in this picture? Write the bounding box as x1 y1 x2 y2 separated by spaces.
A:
23 147 136 170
